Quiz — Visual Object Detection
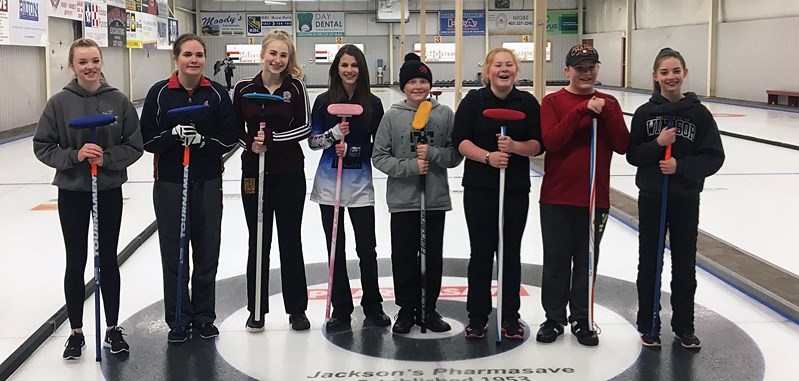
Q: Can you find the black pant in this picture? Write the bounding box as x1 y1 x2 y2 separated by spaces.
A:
636 194 699 335
463 187 528 324
539 204 608 325
154 178 222 329
225 74 233 90
320 205 383 317
58 188 123 329
390 211 445 313
242 170 308 315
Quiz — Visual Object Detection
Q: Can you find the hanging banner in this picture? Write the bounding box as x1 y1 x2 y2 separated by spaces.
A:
0 0 9 45
439 10 485 36
296 12 344 37
314 43 364 63
167 17 177 45
246 13 291 37
502 41 551 61
156 17 167 49
126 9 140 48
201 12 245 36
49 0 84 21
106 0 124 6
137 10 157 48
10 0 47 46
84 0 108 47
487 10 578 35
107 5 126 47
413 42 455 62
156 0 167 17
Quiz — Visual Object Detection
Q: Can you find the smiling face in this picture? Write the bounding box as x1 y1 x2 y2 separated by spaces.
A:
175 39 205 78
262 40 289 76
337 53 359 91
565 59 599 95
487 51 518 92
69 46 103 89
402 77 431 107
654 56 687 98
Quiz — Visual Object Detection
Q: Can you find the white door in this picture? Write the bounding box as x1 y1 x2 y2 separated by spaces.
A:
48 18 80 97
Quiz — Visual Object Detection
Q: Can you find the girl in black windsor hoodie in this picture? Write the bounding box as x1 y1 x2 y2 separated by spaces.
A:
627 48 724 349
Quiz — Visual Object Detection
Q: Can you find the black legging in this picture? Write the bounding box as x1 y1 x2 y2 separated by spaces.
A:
242 170 308 315
58 187 123 329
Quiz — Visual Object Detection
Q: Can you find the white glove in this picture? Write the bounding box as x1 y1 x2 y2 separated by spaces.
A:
171 124 203 146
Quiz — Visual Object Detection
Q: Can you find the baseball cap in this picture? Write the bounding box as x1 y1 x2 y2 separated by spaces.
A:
566 44 601 67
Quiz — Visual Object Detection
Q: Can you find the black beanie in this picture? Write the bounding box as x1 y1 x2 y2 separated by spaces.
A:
399 53 433 90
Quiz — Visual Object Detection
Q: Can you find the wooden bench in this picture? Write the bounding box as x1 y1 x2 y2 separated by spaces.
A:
766 90 799 106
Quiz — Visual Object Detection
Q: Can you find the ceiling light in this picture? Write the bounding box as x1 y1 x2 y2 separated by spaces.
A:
264 1 287 5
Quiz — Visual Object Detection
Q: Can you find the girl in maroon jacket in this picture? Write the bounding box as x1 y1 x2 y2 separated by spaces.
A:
232 30 312 332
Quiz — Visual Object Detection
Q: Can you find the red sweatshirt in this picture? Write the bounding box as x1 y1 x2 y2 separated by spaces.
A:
539 88 629 208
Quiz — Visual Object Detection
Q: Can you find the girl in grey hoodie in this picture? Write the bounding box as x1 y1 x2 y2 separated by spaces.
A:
33 38 143 359
372 56 463 334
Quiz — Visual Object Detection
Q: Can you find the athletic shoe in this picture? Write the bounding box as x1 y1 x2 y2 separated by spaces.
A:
167 326 190 343
570 321 599 346
63 332 85 360
325 315 352 331
424 311 452 333
195 322 219 339
364 311 391 327
502 319 525 340
392 308 415 334
104 326 130 354
674 332 701 349
246 314 265 333
640 332 662 347
464 321 487 339
536 320 564 343
289 313 311 331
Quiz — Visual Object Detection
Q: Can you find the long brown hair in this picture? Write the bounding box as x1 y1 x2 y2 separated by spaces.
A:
261 30 303 79
327 44 373 123
652 47 686 93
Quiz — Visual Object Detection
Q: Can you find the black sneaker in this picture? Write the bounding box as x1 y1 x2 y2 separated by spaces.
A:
640 332 662 347
464 321 487 339
246 314 265 333
167 326 190 343
364 311 391 327
392 308 415 334
423 311 451 332
104 326 130 354
570 321 599 346
63 332 85 360
289 313 311 331
674 332 701 349
325 315 352 331
536 320 564 343
502 319 525 340
196 322 219 339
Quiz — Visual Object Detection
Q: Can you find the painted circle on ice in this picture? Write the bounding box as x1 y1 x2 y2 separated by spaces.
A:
102 259 765 381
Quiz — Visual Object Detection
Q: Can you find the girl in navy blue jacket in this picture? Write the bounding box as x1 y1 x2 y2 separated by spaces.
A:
140 33 238 343
628 47 725 349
